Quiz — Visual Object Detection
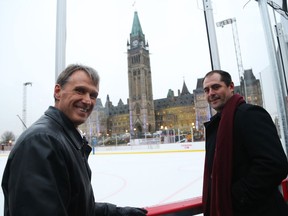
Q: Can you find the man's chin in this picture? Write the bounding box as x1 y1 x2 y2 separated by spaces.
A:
74 121 86 127
211 104 220 112
73 116 88 127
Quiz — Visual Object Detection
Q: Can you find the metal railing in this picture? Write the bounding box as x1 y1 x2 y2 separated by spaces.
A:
146 178 288 216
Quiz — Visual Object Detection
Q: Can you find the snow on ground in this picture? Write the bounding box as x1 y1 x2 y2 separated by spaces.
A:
0 146 205 215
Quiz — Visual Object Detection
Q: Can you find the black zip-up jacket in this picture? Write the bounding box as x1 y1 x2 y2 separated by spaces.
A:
2 106 118 216
204 103 288 216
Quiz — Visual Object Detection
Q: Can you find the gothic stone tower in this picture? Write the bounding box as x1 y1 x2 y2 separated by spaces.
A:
127 11 155 138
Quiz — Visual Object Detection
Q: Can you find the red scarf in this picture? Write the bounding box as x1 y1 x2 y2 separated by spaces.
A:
203 94 245 216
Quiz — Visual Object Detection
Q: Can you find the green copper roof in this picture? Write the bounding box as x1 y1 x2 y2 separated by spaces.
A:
131 11 143 37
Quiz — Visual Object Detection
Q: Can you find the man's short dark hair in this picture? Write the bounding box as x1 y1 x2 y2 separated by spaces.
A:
203 70 232 86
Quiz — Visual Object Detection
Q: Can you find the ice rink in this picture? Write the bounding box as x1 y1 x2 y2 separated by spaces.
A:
0 147 205 215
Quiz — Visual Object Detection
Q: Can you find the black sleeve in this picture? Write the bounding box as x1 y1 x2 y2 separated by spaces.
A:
94 202 118 216
2 133 70 215
94 203 148 216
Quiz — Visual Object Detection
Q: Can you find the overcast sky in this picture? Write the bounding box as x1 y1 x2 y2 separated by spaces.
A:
0 0 284 137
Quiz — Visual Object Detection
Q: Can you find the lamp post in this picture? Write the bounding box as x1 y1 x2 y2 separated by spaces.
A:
172 129 175 143
191 123 195 143
165 126 169 143
145 123 149 141
22 82 32 131
216 17 247 98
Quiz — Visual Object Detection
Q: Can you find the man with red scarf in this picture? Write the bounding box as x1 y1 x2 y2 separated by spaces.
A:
202 70 288 216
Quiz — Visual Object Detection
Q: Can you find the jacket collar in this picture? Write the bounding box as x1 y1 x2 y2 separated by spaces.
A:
45 106 83 150
204 112 221 128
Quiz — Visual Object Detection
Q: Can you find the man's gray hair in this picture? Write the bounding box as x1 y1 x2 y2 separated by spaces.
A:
56 64 100 87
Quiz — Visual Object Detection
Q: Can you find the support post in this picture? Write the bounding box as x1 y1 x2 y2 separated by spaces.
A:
202 0 221 70
55 0 66 80
258 0 288 154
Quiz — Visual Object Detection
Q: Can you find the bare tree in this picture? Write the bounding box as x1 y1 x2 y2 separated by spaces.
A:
1 131 16 145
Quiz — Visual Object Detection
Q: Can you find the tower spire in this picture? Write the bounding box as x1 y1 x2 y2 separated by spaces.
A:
131 11 143 37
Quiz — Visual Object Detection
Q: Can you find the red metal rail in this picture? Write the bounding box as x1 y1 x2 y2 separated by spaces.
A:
146 196 202 216
146 178 288 216
281 177 288 201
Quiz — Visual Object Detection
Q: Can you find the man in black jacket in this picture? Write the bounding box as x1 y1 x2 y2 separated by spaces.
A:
202 70 288 216
2 64 148 216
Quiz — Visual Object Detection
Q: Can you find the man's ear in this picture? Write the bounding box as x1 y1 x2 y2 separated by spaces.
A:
229 81 234 90
54 84 61 100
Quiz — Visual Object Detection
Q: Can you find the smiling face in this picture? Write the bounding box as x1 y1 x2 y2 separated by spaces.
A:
54 70 99 127
203 72 234 112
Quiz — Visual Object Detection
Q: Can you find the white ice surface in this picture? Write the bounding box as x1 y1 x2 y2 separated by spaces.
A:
0 150 205 214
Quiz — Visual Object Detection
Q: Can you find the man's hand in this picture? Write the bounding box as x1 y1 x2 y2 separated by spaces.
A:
116 206 148 216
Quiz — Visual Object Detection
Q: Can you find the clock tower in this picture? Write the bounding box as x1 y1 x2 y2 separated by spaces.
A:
127 11 155 138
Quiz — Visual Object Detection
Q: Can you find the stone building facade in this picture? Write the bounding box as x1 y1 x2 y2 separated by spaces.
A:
79 11 263 143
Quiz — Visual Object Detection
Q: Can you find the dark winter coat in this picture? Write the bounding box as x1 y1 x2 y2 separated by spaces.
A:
204 103 288 216
2 106 118 216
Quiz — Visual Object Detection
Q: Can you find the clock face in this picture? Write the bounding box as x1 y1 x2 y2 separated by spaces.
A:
132 40 138 47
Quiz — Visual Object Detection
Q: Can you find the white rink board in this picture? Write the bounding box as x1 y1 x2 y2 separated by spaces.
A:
95 141 205 153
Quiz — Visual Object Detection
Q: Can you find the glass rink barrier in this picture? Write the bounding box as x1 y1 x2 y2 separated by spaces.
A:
145 178 288 216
